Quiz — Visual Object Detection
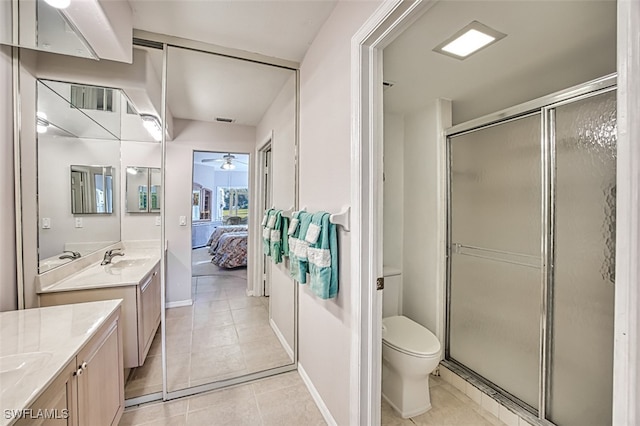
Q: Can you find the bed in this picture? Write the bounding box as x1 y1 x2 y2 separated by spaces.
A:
210 231 248 268
206 225 248 253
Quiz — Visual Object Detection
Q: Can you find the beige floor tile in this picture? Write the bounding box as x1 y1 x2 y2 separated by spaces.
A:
256 384 325 426
193 289 226 301
191 325 239 351
186 396 261 425
228 296 266 309
193 299 230 313
193 309 234 329
232 306 269 325
187 385 254 412
166 306 194 319
165 316 193 336
190 346 246 382
236 323 278 343
119 399 188 426
226 287 251 299
251 371 303 395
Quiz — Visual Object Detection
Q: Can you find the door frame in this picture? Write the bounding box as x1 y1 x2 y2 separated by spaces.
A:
351 0 640 424
254 133 273 297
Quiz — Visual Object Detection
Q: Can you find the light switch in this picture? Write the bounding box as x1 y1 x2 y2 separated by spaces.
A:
179 216 187 226
75 217 83 228
155 216 161 226
42 218 51 229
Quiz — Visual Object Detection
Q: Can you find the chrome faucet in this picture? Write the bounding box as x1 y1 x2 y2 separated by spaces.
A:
59 250 81 260
101 248 124 265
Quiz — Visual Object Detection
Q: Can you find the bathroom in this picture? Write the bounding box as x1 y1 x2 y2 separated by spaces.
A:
379 1 618 425
1 0 640 425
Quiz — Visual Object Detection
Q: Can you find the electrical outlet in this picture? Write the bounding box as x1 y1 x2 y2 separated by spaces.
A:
75 217 83 228
155 216 161 226
42 218 51 229
179 216 187 226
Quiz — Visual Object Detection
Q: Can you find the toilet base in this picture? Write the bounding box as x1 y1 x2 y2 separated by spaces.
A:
382 392 432 419
382 363 433 419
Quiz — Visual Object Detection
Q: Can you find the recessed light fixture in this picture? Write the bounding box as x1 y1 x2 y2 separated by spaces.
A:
433 21 506 60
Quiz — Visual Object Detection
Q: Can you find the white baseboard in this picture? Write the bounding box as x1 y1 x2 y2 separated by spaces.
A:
165 299 192 308
269 318 293 359
298 363 337 426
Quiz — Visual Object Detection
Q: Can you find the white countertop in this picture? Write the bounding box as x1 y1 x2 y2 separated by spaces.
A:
39 250 160 293
0 300 122 426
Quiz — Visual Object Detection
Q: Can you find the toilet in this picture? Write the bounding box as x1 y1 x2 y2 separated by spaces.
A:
382 315 441 418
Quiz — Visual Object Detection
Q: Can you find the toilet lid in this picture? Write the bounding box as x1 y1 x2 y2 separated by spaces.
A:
382 316 441 357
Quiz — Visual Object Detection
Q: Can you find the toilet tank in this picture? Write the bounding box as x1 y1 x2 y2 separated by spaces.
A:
383 266 402 318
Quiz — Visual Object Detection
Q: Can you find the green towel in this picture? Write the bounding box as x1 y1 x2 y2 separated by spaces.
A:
307 212 338 299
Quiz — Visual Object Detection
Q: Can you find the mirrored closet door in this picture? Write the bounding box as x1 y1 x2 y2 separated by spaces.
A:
163 45 297 394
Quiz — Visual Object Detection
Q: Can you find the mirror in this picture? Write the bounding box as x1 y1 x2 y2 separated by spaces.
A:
70 165 114 214
37 79 122 272
126 167 161 213
164 45 297 393
0 0 97 59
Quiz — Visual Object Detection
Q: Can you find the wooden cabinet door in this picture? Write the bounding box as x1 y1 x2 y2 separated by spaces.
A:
16 360 77 426
76 309 124 426
138 266 161 365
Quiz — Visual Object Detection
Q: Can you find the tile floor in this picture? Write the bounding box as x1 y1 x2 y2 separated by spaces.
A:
381 374 507 426
124 265 292 398
119 371 326 426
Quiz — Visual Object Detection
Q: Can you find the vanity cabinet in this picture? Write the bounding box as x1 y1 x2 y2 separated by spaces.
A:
39 262 161 369
138 267 161 365
15 360 77 426
15 308 123 426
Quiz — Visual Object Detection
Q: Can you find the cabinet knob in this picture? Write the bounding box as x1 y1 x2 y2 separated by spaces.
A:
75 368 83 376
81 361 88 370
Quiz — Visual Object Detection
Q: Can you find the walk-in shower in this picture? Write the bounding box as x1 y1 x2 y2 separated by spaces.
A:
445 75 616 426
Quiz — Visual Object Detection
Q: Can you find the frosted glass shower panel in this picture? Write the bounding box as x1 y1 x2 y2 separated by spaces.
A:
547 90 616 426
450 114 542 256
449 255 541 408
448 113 542 409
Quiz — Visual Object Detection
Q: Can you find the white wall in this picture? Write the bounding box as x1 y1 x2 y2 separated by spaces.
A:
256 72 297 352
402 99 451 335
121 140 161 241
165 119 255 305
297 2 381 424
383 112 404 271
0 45 17 311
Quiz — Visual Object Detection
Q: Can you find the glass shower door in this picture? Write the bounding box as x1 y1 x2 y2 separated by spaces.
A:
546 90 616 426
448 114 542 409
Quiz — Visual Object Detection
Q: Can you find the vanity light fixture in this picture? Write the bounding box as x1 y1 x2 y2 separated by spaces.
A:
140 114 162 142
433 21 506 60
44 0 71 9
37 112 49 134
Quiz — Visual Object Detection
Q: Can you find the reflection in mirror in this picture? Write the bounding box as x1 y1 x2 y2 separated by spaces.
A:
126 167 161 213
0 0 97 59
164 45 297 394
70 165 114 214
126 167 150 213
37 79 122 273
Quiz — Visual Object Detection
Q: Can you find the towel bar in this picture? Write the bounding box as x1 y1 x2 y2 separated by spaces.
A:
330 206 350 232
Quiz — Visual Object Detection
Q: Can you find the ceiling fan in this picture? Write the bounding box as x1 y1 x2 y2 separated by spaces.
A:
201 153 247 170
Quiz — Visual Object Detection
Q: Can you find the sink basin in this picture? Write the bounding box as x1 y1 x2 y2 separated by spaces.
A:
0 352 52 395
106 257 151 270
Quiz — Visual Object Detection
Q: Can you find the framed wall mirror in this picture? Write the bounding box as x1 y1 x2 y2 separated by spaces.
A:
126 166 161 213
70 165 114 214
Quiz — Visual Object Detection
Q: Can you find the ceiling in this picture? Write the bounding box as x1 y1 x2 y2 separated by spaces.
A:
166 47 295 126
383 0 617 124
129 0 338 63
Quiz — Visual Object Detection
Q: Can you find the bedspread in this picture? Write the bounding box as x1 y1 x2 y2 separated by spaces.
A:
211 232 248 269
207 225 248 253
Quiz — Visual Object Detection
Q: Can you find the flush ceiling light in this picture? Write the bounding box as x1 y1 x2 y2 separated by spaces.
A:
434 21 506 60
126 167 138 175
140 114 162 142
44 0 71 9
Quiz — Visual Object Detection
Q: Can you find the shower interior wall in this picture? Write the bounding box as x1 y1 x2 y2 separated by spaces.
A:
383 98 451 338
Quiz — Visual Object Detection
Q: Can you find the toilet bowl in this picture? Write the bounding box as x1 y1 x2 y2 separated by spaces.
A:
382 315 441 419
